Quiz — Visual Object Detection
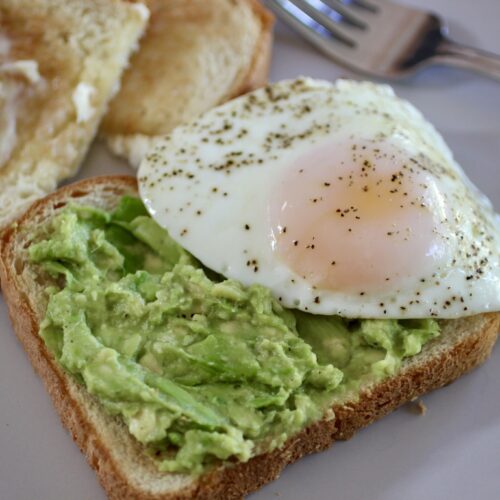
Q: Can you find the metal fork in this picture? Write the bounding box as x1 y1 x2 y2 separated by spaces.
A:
265 0 500 81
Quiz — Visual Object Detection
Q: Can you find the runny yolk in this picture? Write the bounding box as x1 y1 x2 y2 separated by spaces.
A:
269 139 447 294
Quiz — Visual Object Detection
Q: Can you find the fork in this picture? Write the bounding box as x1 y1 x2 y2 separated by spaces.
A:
265 0 500 81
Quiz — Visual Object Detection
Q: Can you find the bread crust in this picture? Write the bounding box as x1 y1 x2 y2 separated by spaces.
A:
229 0 274 98
1 176 498 499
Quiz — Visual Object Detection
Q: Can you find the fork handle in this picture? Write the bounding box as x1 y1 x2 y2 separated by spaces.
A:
435 38 500 81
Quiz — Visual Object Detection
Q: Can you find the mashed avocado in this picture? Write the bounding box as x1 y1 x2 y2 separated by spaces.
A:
30 197 440 474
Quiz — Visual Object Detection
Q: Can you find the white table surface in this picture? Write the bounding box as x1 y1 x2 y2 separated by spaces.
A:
1 1 499 499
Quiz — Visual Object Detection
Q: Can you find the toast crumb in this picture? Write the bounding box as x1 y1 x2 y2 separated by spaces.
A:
406 399 427 416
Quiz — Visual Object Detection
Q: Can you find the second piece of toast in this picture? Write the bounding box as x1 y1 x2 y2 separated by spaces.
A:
102 0 274 167
0 0 148 229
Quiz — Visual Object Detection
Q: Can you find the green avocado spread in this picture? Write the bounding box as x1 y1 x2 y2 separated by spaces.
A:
29 197 440 474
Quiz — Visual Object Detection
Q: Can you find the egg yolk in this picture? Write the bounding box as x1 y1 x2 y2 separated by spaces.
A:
269 139 448 294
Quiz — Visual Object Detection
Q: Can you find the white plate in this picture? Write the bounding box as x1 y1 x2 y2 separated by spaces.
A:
0 1 499 498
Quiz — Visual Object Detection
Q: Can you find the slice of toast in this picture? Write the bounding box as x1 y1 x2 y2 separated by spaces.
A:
0 0 148 229
0 176 498 499
102 0 274 168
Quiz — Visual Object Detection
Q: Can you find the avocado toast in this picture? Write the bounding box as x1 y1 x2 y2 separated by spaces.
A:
1 175 498 499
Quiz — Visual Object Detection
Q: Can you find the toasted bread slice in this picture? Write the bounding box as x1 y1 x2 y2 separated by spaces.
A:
102 0 274 167
0 0 148 229
1 176 498 499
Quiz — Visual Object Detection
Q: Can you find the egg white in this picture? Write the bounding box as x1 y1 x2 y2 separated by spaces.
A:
139 78 500 319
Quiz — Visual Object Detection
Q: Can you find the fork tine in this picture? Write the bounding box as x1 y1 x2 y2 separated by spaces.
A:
320 0 368 28
341 0 379 13
285 0 356 46
267 0 356 52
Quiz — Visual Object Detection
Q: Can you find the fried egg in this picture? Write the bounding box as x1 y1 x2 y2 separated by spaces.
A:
138 78 500 318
